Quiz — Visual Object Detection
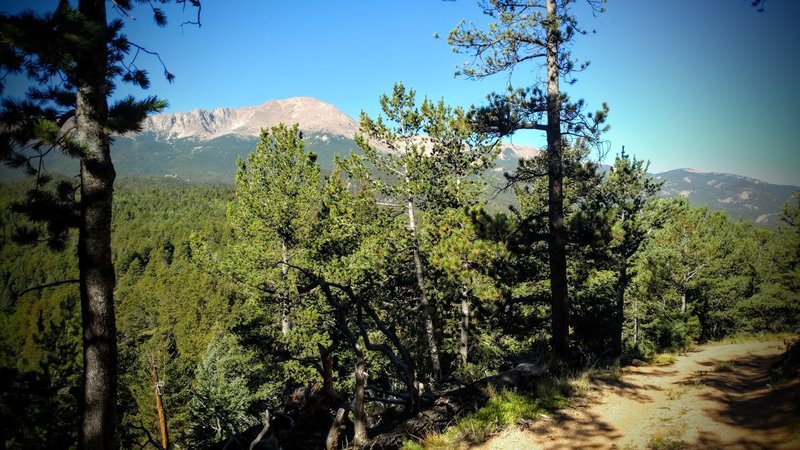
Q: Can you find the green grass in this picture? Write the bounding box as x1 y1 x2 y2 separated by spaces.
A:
427 388 552 448
647 419 688 450
405 370 591 449
401 442 425 450
647 431 687 450
712 359 735 372
715 331 792 345
664 386 688 400
650 352 678 366
403 364 639 449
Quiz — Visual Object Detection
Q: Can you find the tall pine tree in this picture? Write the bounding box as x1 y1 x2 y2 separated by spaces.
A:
350 83 498 380
227 123 321 336
0 2 200 447
603 150 662 360
448 0 608 359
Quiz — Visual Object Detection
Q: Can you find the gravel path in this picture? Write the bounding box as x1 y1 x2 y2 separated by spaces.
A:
473 340 800 449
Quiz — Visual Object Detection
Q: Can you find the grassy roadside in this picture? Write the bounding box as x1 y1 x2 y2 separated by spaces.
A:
714 331 794 345
404 332 798 450
401 368 614 450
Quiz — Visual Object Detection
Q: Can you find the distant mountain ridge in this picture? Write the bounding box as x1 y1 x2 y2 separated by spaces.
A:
137 97 360 141
134 97 542 160
139 97 358 141
654 168 797 224
0 97 795 224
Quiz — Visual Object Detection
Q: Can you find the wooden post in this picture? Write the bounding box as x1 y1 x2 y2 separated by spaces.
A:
149 354 168 449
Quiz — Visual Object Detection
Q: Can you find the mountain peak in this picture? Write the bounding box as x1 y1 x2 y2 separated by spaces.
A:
138 97 359 141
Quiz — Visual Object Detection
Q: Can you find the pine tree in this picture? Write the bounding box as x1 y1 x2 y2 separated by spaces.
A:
0 2 200 447
351 83 497 380
631 201 721 351
350 83 443 378
427 206 508 369
421 100 500 370
507 140 611 357
227 123 321 336
448 0 608 359
187 334 255 448
603 150 662 360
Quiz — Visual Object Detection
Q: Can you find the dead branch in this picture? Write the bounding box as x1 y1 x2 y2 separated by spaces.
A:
325 408 347 450
249 410 274 450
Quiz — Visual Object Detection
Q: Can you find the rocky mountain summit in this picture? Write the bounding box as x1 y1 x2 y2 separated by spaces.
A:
138 97 360 141
136 97 542 160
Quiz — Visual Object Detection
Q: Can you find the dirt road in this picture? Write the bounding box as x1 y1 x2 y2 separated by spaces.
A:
473 340 800 449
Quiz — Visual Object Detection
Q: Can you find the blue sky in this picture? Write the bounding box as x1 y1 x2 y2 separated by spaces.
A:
3 0 799 185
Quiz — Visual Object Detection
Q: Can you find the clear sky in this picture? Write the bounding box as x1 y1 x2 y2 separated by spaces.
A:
3 0 799 185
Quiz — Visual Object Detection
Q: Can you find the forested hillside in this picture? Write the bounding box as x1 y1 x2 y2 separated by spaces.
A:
655 169 799 224
1 123 797 448
0 178 240 447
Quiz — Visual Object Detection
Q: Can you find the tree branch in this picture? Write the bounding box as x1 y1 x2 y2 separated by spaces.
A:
13 279 79 298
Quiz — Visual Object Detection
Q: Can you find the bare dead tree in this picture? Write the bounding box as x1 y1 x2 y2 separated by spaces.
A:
147 353 168 449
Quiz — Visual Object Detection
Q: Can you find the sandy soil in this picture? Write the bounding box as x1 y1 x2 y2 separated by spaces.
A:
472 340 800 449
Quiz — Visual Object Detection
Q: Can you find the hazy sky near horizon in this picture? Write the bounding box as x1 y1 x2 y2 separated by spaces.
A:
2 0 799 185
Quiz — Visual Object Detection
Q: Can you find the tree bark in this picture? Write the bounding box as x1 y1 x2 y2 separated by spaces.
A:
633 297 639 347
353 342 368 447
75 2 117 449
281 239 290 336
680 272 688 314
613 255 627 361
318 343 335 399
680 290 687 314
407 196 442 379
545 0 569 361
249 410 272 450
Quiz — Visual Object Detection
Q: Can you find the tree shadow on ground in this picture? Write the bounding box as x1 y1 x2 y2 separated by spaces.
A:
522 406 623 450
498 367 684 449
509 348 800 450
700 354 798 429
686 352 800 449
595 377 661 404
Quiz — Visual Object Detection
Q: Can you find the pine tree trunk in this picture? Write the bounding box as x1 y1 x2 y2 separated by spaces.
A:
353 342 368 447
633 298 639 347
545 0 569 361
150 358 168 449
680 271 688 314
281 239 290 336
75 2 117 449
408 369 421 415
459 287 470 367
407 197 442 379
77 108 118 450
318 344 335 399
681 290 687 314
613 255 627 361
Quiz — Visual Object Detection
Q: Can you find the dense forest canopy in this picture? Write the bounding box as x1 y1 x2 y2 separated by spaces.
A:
1 145 797 448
